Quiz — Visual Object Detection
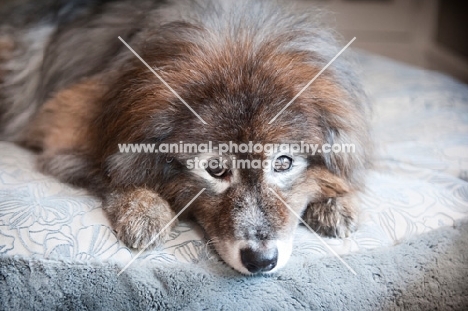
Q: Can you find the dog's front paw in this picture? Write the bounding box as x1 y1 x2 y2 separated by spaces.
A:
103 188 176 249
302 196 357 238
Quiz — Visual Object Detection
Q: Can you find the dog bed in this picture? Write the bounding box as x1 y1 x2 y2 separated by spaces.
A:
1 52 468 310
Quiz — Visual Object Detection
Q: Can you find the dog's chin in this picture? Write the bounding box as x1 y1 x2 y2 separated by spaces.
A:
215 238 294 275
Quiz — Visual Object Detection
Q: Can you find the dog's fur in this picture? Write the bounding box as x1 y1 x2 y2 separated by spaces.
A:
0 0 371 274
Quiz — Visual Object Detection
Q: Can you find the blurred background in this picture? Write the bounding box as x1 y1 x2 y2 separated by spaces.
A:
300 0 468 83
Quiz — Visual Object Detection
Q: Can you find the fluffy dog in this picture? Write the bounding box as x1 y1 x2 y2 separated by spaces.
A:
0 0 370 274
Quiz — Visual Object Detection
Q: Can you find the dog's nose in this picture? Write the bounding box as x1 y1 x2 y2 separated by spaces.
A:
240 247 278 273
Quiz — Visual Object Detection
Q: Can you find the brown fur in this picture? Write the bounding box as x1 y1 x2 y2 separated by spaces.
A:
26 78 104 152
1 0 371 274
103 188 176 249
0 33 14 93
0 34 14 59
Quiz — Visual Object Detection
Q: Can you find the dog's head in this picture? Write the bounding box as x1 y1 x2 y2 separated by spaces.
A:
97 3 369 274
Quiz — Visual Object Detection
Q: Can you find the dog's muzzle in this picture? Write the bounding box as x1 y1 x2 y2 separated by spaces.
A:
240 247 278 273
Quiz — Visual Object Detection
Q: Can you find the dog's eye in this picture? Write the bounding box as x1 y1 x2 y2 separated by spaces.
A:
206 159 229 178
274 155 293 172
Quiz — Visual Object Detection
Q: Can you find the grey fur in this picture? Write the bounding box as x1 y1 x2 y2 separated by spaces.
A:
0 25 53 140
1 0 368 141
0 0 371 274
0 1 152 140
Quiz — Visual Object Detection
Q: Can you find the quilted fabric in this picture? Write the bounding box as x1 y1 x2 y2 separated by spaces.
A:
1 52 468 271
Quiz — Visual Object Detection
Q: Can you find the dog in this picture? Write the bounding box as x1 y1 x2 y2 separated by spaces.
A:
0 0 371 274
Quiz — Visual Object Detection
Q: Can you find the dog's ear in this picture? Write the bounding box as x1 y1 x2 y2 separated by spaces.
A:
314 167 350 198
320 114 364 182
104 150 177 189
321 116 350 177
322 124 339 174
